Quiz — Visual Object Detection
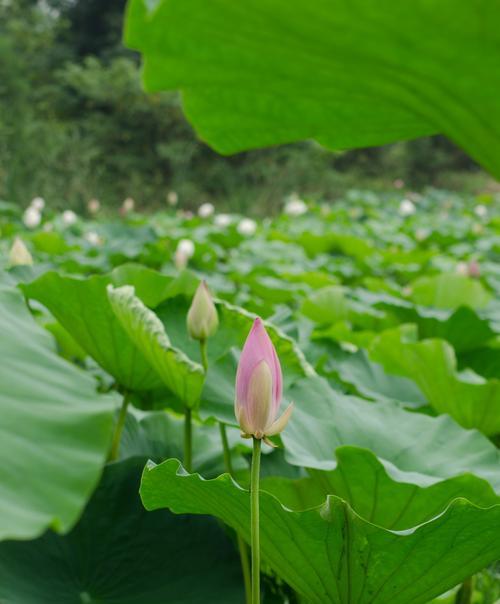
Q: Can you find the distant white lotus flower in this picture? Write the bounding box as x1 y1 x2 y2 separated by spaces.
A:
9 237 33 266
87 198 100 214
176 238 195 258
237 218 257 236
23 207 41 229
122 197 135 213
30 197 45 211
415 228 429 242
85 231 101 246
399 199 416 216
43 222 54 232
214 213 232 227
284 198 307 216
62 210 77 226
167 191 178 206
174 249 188 270
474 204 488 218
198 202 215 218
456 261 468 276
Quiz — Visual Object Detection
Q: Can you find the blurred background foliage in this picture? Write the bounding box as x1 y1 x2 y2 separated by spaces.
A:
0 0 496 214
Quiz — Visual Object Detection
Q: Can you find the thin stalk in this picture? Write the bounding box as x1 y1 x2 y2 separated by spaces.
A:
456 577 473 604
184 406 193 473
199 338 209 372
109 391 130 461
251 437 262 604
220 423 252 604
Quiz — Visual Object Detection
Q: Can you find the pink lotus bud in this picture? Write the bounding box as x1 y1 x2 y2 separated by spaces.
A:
468 260 481 279
235 318 293 443
187 281 219 340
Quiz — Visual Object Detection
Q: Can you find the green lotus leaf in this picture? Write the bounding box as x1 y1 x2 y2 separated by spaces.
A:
409 274 492 310
125 0 500 177
107 285 204 408
140 458 500 604
0 282 117 541
370 325 500 435
282 375 500 491
0 459 245 604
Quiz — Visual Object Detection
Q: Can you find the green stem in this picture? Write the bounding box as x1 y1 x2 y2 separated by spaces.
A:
220 424 252 604
109 391 130 462
184 406 193 473
251 437 262 604
199 338 209 372
456 577 473 604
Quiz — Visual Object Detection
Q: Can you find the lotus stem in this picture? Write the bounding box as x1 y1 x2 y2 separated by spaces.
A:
184 406 193 473
251 437 262 604
220 423 252 604
109 391 130 461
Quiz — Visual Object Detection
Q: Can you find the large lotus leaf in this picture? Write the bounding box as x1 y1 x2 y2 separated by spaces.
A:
0 282 117 540
107 285 204 407
110 263 199 307
0 459 245 604
125 0 500 177
409 273 492 310
262 446 499 530
282 375 500 491
120 408 246 477
336 349 427 409
300 285 349 325
370 326 500 435
354 289 497 353
140 459 500 604
22 271 163 390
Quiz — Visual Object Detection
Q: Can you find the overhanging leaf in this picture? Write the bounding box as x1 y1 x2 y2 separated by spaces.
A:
125 0 500 177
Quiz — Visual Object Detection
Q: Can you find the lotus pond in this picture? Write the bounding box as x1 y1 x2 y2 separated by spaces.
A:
0 189 499 603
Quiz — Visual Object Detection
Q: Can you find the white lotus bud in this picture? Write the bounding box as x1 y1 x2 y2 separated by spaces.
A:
198 202 215 218
187 281 219 341
167 191 178 206
399 199 416 216
30 197 45 211
176 238 195 258
214 213 232 227
85 231 101 246
237 218 257 236
62 210 77 226
456 261 468 276
23 207 41 229
9 237 33 266
474 204 487 218
87 198 100 214
284 198 307 216
122 197 135 213
415 228 428 242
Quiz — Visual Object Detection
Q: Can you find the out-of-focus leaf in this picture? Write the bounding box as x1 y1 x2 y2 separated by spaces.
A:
0 283 116 540
125 0 500 177
0 460 245 604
